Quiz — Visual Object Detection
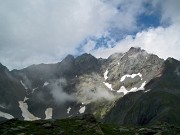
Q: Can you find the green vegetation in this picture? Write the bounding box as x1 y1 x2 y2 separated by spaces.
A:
0 115 103 135
0 114 180 135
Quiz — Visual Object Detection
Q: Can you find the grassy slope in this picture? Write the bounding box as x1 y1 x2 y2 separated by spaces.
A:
0 115 180 135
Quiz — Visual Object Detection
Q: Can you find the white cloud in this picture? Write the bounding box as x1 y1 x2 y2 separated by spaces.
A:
82 40 96 53
91 0 180 60
50 78 75 104
91 24 180 60
1 0 179 69
0 0 145 70
152 0 180 24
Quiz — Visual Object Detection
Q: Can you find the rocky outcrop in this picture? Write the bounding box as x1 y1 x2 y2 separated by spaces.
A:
0 115 179 135
0 47 180 127
104 57 180 126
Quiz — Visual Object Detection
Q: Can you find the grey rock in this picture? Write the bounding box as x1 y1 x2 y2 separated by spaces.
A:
0 47 180 128
118 127 130 132
17 126 25 129
154 131 162 135
17 133 25 135
138 128 156 134
42 123 53 129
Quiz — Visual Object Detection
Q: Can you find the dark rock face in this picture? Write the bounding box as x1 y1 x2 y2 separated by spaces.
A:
104 57 180 126
75 53 101 74
0 47 180 127
0 64 26 119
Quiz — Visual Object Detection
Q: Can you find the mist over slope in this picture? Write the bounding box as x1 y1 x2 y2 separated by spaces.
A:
0 47 180 126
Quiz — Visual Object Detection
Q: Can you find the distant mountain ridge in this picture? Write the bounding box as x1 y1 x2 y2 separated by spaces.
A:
0 47 180 126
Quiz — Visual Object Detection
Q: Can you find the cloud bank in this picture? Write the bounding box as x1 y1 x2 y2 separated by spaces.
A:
49 78 75 104
0 0 145 69
88 0 180 60
0 0 179 69
91 24 180 60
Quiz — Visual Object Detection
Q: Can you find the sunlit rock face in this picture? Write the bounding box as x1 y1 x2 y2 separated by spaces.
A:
0 47 180 126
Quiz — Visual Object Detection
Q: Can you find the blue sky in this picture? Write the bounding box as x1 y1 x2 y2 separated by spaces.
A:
85 2 163 52
0 0 179 70
88 9 162 51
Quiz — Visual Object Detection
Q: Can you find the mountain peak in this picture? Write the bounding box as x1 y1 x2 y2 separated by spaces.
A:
128 47 145 53
76 53 96 61
162 57 180 72
108 53 123 61
1 47 180 127
80 53 94 58
0 63 8 72
165 57 179 63
63 54 75 62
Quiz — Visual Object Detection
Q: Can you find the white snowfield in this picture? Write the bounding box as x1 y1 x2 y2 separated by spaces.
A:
103 71 146 95
0 111 14 119
79 106 86 114
138 81 146 90
43 82 49 87
67 107 71 114
20 80 28 90
130 81 146 92
117 86 129 95
103 69 115 91
103 82 114 91
19 101 40 121
120 73 142 82
104 69 109 80
45 108 53 119
117 81 147 95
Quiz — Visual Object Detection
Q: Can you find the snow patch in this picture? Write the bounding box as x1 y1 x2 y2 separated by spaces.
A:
19 101 40 121
45 108 53 119
79 106 86 114
23 97 29 102
129 81 146 92
103 82 114 91
138 81 146 90
117 86 128 95
104 69 109 80
67 107 71 114
118 62 120 65
117 81 146 95
144 89 151 93
20 80 28 90
0 111 14 119
32 87 38 93
130 87 138 92
43 82 49 87
120 73 142 82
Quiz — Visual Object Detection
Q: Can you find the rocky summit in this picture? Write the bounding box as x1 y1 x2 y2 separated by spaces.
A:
0 47 180 134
